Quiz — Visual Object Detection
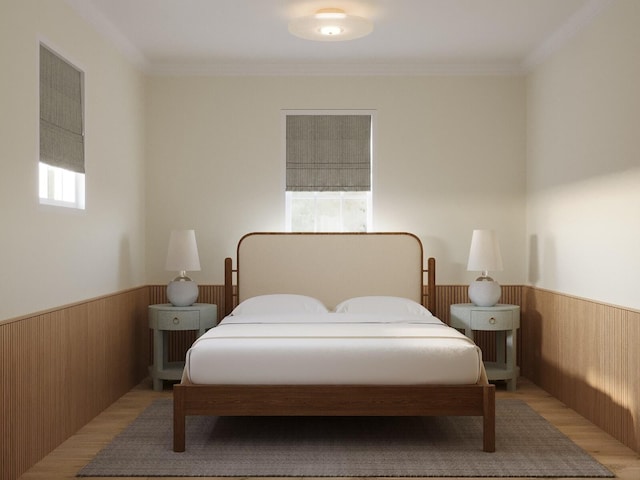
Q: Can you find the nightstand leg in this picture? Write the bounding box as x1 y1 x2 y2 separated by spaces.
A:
152 377 163 391
506 329 517 391
496 331 506 363
152 329 164 391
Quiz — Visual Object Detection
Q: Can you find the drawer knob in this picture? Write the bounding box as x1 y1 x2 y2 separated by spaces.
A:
172 317 180 325
489 317 496 324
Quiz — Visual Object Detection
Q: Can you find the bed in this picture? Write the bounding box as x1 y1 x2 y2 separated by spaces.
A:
173 232 495 452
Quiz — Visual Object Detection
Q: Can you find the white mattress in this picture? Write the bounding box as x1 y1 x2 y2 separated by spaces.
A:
184 313 483 385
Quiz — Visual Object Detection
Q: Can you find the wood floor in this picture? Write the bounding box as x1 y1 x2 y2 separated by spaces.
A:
19 377 640 480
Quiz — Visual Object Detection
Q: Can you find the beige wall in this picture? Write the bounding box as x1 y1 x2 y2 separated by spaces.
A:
145 75 527 286
9 0 638 321
0 0 147 321
526 0 640 310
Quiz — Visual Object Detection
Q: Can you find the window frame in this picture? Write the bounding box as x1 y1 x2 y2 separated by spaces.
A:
38 163 86 209
38 40 86 210
282 109 375 232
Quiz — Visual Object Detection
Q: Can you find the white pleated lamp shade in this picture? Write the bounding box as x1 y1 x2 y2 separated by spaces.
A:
165 229 200 273
467 229 503 273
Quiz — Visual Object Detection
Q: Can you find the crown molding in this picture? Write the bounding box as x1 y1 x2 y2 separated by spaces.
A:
147 62 525 77
522 0 614 71
64 0 148 71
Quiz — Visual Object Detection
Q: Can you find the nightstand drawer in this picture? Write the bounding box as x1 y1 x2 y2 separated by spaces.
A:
470 310 513 330
156 310 200 330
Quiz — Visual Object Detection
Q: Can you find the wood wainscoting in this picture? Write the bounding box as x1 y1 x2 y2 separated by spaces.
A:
520 286 640 453
2 283 638 480
0 287 150 480
439 285 639 453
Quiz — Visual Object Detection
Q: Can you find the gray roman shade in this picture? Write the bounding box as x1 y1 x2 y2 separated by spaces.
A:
286 115 371 192
40 45 85 174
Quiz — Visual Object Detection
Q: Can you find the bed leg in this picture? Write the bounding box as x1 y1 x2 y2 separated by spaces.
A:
173 385 186 452
483 384 496 452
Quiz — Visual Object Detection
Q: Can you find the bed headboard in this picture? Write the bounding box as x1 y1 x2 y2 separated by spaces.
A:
224 232 435 316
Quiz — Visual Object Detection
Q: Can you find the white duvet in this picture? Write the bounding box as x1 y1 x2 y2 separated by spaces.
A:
184 312 484 385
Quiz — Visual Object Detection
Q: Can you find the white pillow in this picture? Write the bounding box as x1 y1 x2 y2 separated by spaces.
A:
231 294 329 315
334 296 432 316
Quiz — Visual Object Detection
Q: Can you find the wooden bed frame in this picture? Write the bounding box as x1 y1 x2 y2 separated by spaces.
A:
173 233 495 453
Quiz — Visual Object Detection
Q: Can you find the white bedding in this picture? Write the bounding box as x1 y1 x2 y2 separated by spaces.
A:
184 312 484 385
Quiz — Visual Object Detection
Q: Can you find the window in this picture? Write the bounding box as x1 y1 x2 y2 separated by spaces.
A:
39 44 85 209
285 112 373 232
38 162 85 208
286 191 371 232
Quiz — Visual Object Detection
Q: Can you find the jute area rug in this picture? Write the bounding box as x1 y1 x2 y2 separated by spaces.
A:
78 398 613 477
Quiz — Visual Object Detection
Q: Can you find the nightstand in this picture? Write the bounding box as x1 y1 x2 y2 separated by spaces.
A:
450 303 520 391
148 303 217 391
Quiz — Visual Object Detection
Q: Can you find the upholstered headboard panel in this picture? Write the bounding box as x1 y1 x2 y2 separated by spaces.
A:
232 232 426 311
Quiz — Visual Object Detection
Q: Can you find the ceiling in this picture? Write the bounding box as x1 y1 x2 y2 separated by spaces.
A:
64 0 612 75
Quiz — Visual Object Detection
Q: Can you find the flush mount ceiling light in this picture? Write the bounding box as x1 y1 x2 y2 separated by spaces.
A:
288 8 373 41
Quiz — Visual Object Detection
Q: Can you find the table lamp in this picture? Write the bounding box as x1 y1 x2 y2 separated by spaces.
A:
467 229 503 307
165 229 201 306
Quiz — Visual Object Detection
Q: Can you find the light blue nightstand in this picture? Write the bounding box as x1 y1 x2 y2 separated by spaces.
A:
148 303 217 391
450 303 520 391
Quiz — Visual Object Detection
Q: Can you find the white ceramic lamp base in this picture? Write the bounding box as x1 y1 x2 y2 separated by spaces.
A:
167 280 199 307
468 278 501 307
